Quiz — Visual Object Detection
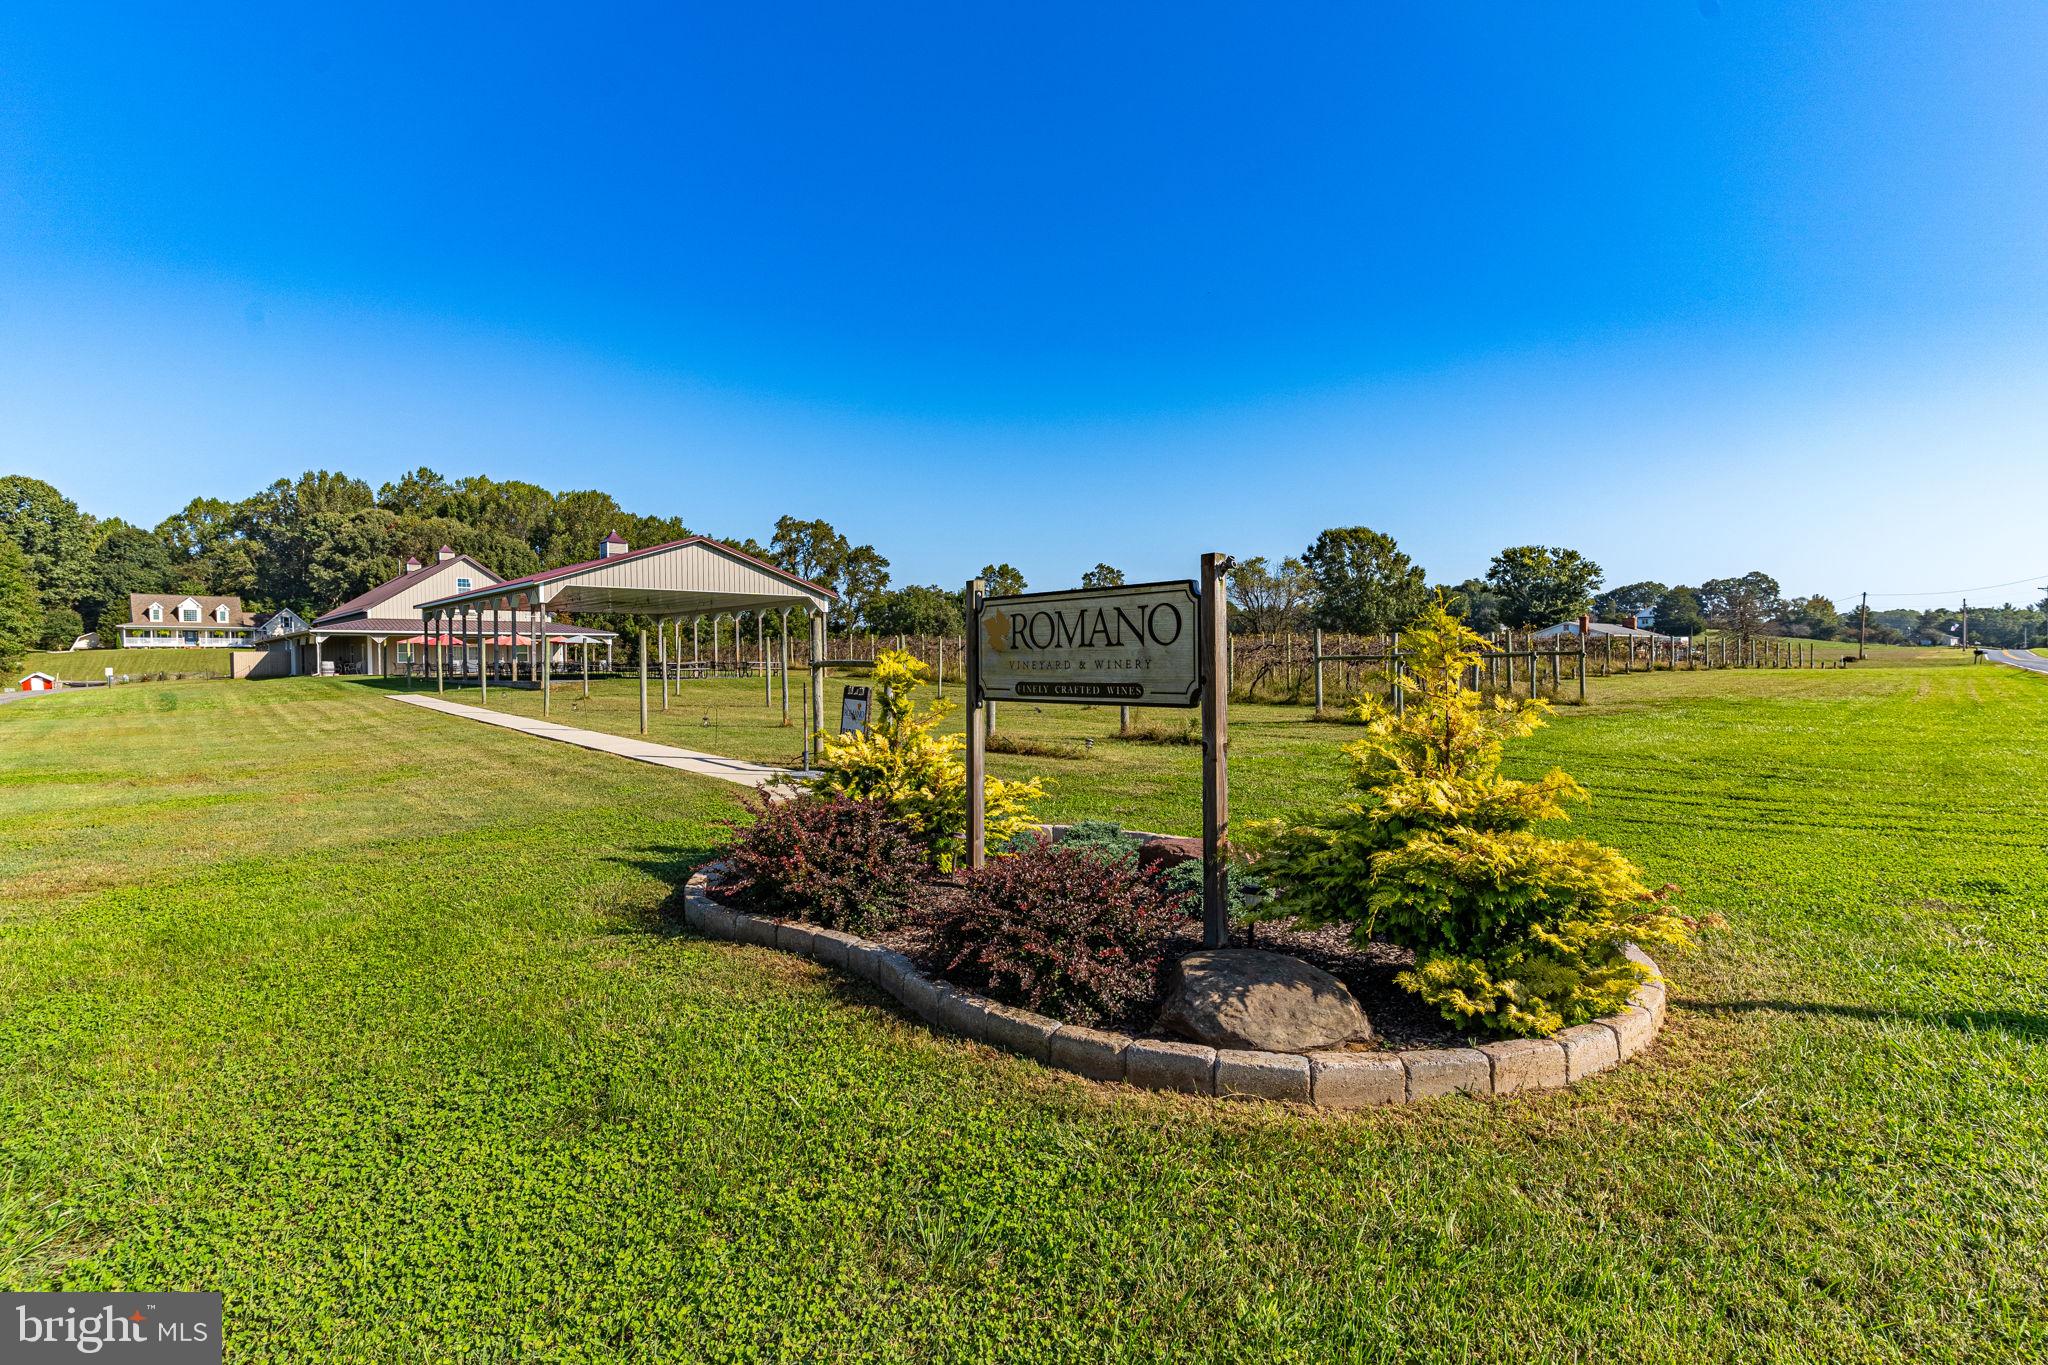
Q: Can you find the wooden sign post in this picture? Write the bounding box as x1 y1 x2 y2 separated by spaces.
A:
964 577 987 869
1199 551 1232 948
963 558 1232 942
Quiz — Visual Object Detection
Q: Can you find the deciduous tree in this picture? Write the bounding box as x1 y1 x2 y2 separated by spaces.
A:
1228 556 1313 634
0 538 39 672
1593 580 1666 625
1697 572 1784 643
1486 545 1604 629
0 475 95 614
1302 527 1428 635
867 584 966 637
84 521 173 638
1651 585 1706 638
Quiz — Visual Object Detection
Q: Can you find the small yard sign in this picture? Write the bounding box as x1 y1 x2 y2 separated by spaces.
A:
838 684 871 734
974 581 1200 707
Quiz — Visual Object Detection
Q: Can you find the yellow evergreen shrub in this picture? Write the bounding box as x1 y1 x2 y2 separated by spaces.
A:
1250 598 1704 1036
809 649 1045 869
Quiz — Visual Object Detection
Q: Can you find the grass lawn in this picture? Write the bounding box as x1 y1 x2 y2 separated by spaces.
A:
2 658 2044 1361
22 647 237 681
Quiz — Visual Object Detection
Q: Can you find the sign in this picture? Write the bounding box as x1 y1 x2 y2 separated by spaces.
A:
4 1292 221 1363
975 581 1200 707
838 684 871 734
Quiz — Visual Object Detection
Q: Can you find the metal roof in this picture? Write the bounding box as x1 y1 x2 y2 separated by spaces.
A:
314 554 499 625
417 536 836 616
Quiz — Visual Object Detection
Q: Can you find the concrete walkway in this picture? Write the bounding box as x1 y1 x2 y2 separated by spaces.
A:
390 693 805 789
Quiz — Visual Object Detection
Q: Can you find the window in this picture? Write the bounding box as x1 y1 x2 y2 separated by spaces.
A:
179 602 200 623
215 605 230 623
148 603 162 622
455 577 473 591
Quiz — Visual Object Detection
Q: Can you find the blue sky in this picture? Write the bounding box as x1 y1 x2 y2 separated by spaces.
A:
2 3 2044 607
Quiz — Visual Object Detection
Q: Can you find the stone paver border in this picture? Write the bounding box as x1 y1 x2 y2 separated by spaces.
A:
681 866 1668 1107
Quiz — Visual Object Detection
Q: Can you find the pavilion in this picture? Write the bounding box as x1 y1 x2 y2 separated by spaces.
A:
415 532 839 761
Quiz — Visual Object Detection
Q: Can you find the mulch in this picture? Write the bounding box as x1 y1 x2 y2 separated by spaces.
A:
709 871 1464 1051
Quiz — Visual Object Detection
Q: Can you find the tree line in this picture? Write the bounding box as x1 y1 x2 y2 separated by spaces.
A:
0 469 1055 666
1 473 2035 672
1222 527 2043 649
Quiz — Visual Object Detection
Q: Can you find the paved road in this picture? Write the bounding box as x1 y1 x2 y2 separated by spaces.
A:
1981 648 2048 674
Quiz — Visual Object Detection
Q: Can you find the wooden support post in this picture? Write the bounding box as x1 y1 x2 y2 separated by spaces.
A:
1578 634 1587 703
762 611 771 705
637 628 649 735
659 618 670 710
780 610 791 725
582 639 589 697
1391 631 1404 716
434 612 444 693
1313 627 1325 712
1200 554 1232 949
540 602 551 717
808 610 827 771
964 578 987 870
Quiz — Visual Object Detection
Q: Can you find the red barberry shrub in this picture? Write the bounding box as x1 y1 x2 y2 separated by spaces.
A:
925 833 1190 1027
717 791 927 935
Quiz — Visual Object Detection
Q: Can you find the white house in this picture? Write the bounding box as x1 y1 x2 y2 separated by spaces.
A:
117 595 257 648
248 607 309 642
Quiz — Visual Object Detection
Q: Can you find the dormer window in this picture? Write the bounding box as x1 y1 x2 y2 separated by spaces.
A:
178 600 201 623
148 603 162 622
215 605 230 623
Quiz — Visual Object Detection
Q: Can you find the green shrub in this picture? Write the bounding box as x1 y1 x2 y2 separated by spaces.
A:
1031 821 1268 923
1249 598 1702 1037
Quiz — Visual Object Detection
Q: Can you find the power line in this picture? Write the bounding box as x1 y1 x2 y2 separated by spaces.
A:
1856 572 2048 600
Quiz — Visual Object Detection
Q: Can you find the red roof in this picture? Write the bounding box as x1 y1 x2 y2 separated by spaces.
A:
419 536 838 606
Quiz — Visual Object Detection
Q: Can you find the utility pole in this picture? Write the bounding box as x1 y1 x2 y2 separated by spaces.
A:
1961 599 1970 649
1858 591 1867 660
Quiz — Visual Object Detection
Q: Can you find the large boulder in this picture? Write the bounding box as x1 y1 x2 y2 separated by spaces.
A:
1160 949 1372 1053
1136 835 1203 873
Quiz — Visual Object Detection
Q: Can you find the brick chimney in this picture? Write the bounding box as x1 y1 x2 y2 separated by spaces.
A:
436 545 457 563
600 531 628 560
404 555 422 575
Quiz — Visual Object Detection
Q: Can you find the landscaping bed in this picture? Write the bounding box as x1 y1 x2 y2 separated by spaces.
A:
691 860 1666 1105
708 852 1460 1050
